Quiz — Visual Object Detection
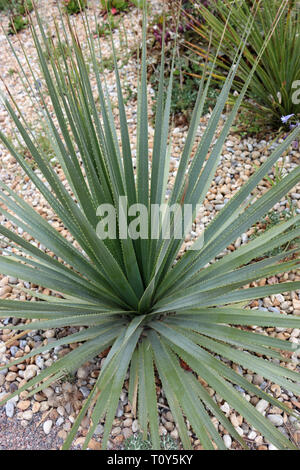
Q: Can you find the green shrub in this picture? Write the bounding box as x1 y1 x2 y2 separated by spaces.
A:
3 0 34 14
100 0 144 11
43 35 72 62
17 133 57 168
95 14 120 37
8 14 28 34
0 0 9 11
17 0 32 15
149 3 221 123
63 0 87 15
0 3 300 451
100 0 125 11
192 0 300 127
250 197 300 257
4 0 33 35
150 56 221 123
124 433 178 450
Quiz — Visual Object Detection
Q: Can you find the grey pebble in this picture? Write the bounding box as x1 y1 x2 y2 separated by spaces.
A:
268 307 280 313
234 385 245 393
94 424 104 436
260 382 268 390
267 414 284 426
116 401 124 418
33 335 42 342
35 356 44 369
56 417 64 427
10 346 19 357
5 401 14 418
79 386 90 398
278 426 289 437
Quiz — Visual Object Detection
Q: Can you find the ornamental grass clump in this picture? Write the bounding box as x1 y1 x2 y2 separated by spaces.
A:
0 1 299 450
188 0 300 127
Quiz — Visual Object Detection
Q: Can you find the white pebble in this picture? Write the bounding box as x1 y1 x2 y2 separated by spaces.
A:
43 419 53 435
248 431 257 440
267 414 284 426
223 434 232 448
269 444 278 450
255 399 269 414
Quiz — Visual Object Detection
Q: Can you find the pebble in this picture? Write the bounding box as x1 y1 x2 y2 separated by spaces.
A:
267 414 284 426
122 427 133 439
230 414 241 427
116 401 124 418
165 421 174 432
35 356 44 369
170 428 179 440
248 431 257 440
256 399 269 414
42 387 54 398
5 372 17 382
76 366 89 380
10 346 19 357
44 330 55 338
22 410 33 421
79 386 90 398
165 411 174 422
17 400 31 411
5 401 14 418
40 402 50 412
24 365 38 381
57 406 65 416
43 419 53 435
94 424 104 436
111 426 121 437
123 418 132 427
271 384 281 398
220 402 230 414
223 434 232 449
56 417 64 427
132 419 139 433
32 402 40 413
87 439 102 450
235 426 244 437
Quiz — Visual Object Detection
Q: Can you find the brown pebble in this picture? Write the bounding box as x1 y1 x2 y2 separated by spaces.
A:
6 372 17 382
33 393 46 402
87 439 102 450
293 431 300 445
32 402 41 413
113 435 124 446
17 400 31 411
57 430 68 440
49 409 59 420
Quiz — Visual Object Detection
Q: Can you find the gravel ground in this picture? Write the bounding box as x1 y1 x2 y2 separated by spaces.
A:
0 0 300 451
0 408 65 450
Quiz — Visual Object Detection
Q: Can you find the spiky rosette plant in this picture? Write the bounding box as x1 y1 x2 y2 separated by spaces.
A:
0 1 299 450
